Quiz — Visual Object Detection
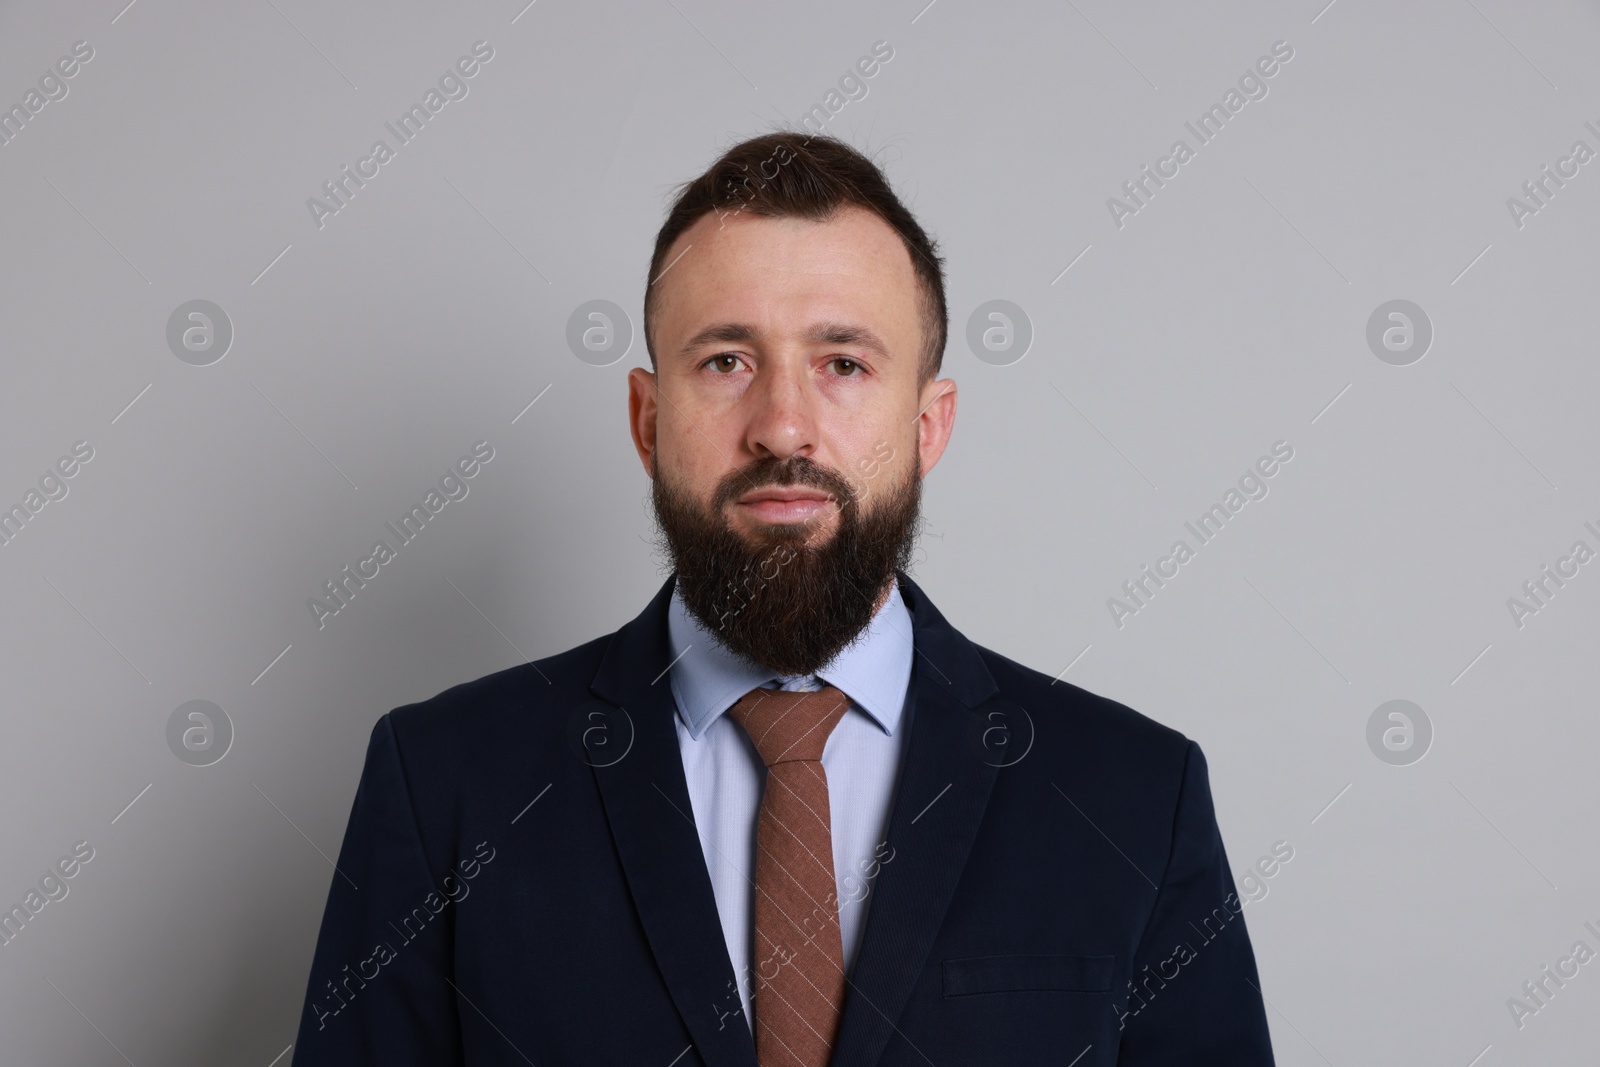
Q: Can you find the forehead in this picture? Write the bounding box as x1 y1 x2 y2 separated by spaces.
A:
652 205 920 344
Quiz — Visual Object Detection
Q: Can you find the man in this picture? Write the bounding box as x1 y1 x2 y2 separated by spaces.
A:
292 133 1276 1065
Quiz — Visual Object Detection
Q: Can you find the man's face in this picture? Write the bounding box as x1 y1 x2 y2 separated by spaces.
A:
628 204 957 674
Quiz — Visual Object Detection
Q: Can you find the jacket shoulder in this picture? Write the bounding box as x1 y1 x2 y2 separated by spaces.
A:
969 643 1205 870
973 643 1194 772
383 630 612 752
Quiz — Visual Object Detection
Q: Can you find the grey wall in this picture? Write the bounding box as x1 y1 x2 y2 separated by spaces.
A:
2 0 1597 1063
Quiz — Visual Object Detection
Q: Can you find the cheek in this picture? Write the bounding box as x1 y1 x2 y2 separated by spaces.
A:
657 419 738 501
840 424 918 496
660 401 728 463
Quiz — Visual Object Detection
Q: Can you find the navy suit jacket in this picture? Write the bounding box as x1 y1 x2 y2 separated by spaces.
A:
292 572 1275 1065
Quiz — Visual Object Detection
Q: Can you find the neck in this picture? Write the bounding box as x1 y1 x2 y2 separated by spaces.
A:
869 575 895 617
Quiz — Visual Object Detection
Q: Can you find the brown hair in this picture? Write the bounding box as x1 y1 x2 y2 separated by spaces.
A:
644 132 947 385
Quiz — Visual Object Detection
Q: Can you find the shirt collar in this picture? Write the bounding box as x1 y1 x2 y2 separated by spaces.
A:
666 575 914 741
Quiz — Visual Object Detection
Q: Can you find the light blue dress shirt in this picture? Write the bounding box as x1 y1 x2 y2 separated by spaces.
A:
667 576 916 1033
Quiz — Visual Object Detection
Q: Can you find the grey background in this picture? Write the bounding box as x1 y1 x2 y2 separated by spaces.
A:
2 0 1597 1063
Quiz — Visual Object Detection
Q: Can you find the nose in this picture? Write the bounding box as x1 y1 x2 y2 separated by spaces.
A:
742 358 818 462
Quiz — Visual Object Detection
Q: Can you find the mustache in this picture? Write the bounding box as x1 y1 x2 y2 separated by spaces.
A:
711 455 858 517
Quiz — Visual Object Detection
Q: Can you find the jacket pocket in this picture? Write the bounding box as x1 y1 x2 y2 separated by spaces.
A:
941 953 1116 996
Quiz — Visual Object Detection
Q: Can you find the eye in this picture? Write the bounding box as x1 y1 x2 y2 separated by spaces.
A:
704 353 744 374
829 358 864 376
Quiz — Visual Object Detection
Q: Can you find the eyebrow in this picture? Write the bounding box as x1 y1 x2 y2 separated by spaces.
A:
677 321 892 360
679 322 756 356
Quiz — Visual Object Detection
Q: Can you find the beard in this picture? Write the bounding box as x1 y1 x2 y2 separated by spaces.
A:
649 448 923 677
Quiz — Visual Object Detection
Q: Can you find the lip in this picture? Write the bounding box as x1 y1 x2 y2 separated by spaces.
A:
733 486 834 523
734 487 832 505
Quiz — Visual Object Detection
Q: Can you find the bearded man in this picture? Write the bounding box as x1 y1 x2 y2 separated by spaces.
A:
292 133 1276 1067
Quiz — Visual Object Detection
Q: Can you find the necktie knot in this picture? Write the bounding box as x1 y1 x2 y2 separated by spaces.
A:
726 684 851 769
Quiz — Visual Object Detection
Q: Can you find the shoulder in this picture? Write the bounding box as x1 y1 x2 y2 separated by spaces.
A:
970 641 1197 791
375 630 613 778
333 629 623 879
976 643 1190 750
959 640 1215 875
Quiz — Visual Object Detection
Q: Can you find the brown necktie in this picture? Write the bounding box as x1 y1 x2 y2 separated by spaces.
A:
725 684 853 1067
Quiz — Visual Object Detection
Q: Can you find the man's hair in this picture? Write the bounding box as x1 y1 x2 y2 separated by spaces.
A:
644 132 947 386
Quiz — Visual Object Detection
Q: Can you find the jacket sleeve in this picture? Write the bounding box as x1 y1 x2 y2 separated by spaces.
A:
291 713 463 1065
1115 740 1276 1065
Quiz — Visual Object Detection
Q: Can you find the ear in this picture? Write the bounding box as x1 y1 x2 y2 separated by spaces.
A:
627 366 658 476
914 375 957 477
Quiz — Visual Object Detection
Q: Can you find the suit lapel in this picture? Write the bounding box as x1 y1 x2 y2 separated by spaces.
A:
589 575 760 1067
829 572 1005 1067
